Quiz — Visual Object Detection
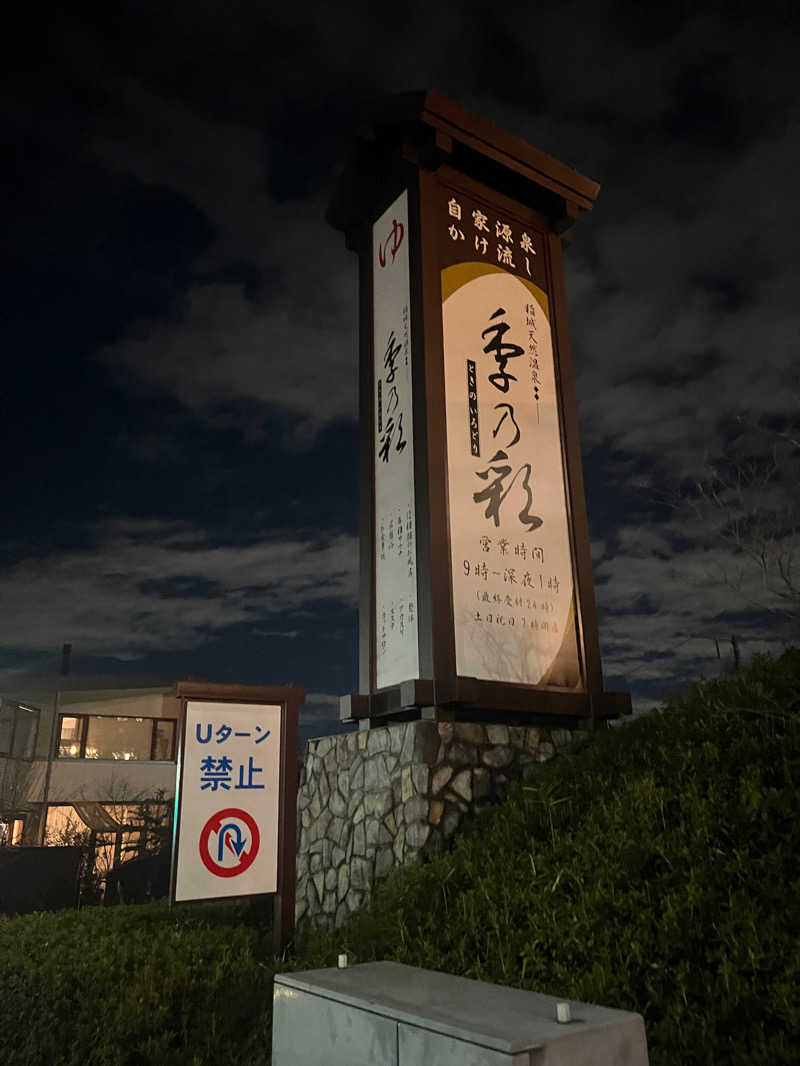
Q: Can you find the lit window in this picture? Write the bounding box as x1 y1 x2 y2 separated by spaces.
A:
44 802 172 877
0 819 25 847
153 720 175 760
59 716 83 758
86 716 152 761
57 715 176 761
44 805 89 845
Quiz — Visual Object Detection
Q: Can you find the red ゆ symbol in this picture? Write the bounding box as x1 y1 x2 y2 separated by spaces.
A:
199 808 260 878
378 219 404 267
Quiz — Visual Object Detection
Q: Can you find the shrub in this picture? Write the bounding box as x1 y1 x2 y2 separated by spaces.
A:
302 648 800 1066
0 899 282 1066
1 649 797 1065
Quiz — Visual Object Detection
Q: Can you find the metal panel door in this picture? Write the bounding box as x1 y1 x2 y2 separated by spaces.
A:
272 987 398 1066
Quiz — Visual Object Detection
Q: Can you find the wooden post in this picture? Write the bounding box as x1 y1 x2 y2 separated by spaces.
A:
272 692 300 956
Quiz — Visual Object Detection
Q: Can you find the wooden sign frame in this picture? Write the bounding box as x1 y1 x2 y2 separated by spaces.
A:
329 92 630 729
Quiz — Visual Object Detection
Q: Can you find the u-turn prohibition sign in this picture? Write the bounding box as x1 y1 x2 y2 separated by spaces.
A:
199 808 260 878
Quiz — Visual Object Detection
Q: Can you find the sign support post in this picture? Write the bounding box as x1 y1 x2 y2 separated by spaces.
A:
329 92 630 729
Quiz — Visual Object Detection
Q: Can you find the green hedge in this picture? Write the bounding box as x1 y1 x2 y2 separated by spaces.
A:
304 648 800 1065
1 648 798 1065
0 900 281 1066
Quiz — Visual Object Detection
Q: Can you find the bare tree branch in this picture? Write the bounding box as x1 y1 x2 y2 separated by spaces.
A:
642 403 799 635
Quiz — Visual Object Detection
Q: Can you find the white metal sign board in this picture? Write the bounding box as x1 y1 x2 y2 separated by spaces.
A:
174 700 282 902
372 189 420 690
441 267 580 687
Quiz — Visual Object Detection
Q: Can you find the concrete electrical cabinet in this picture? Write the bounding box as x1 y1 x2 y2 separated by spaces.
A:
272 961 649 1066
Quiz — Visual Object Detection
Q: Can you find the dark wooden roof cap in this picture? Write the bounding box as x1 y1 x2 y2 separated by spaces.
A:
328 90 600 237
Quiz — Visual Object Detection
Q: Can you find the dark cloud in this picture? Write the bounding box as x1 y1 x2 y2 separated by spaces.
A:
0 519 357 657
2 3 798 729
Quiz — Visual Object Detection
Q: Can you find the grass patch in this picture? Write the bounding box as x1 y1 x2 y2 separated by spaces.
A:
2 648 798 1064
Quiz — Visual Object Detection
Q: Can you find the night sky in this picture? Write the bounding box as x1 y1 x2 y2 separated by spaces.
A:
3 4 798 739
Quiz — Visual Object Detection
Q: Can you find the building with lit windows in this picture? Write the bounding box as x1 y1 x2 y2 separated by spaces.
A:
1 673 313 907
0 676 180 877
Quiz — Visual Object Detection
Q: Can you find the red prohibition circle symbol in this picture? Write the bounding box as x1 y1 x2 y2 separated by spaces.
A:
199 808 260 878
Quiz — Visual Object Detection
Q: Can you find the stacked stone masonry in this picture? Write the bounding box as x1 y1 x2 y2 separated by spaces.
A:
295 719 576 930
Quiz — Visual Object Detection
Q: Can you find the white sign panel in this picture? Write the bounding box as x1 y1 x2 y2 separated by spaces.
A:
174 701 282 902
372 190 419 690
442 264 581 687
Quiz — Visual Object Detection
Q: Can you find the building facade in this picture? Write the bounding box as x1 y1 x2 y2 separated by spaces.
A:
0 676 180 880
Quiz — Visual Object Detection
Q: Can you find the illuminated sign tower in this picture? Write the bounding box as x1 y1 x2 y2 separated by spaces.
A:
329 92 630 728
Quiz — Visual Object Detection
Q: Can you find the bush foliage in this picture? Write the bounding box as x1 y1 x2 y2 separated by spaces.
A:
2 648 798 1065
0 898 282 1066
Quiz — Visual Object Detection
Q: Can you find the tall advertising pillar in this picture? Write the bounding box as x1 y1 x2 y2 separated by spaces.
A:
329 92 631 728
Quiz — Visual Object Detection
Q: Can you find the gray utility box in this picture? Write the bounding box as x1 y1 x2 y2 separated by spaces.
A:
272 960 649 1066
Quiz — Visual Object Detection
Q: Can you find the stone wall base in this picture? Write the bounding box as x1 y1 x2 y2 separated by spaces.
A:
295 719 578 931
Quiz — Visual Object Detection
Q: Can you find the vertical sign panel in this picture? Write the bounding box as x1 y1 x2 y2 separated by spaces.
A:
372 190 420 690
174 701 281 901
439 184 582 688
